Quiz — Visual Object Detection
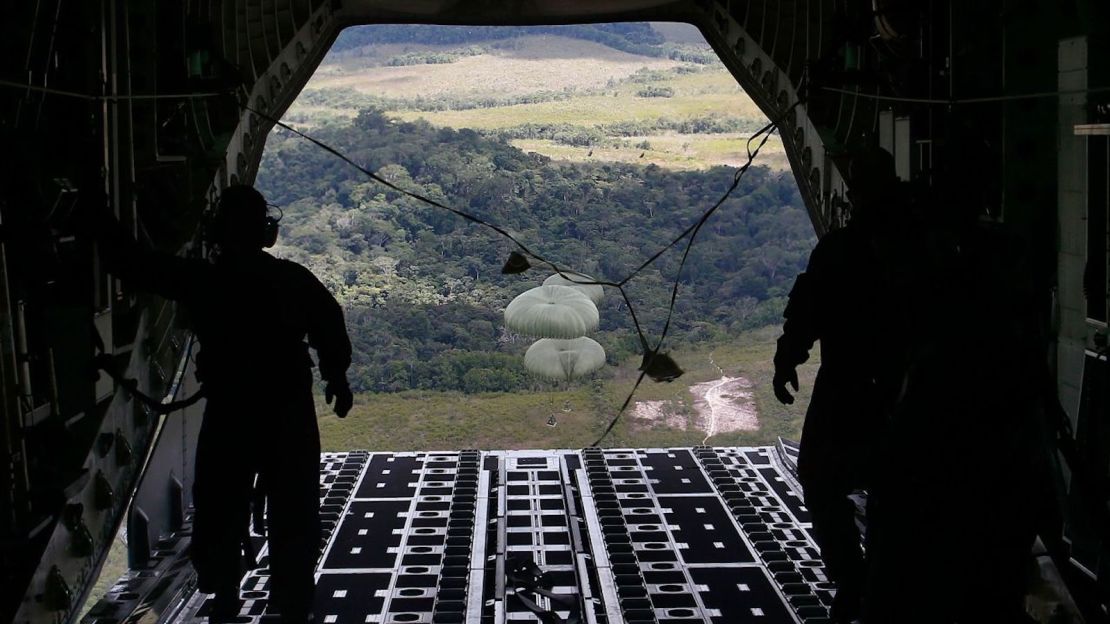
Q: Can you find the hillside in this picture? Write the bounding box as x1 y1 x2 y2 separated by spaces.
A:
258 24 817 451
283 23 786 171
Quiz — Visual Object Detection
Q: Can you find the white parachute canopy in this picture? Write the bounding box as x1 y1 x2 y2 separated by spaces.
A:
504 285 599 339
524 337 607 381
542 271 604 304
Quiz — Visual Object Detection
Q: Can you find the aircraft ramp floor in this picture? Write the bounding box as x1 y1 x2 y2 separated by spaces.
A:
87 445 833 623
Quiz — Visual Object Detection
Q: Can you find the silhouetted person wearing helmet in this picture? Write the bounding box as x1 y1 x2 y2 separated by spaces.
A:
862 140 1052 623
96 185 353 623
772 147 903 623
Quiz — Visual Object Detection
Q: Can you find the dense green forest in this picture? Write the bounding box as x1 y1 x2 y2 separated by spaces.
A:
256 109 814 394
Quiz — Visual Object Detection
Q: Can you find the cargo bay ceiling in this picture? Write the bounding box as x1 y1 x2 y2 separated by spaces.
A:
2 1 1108 623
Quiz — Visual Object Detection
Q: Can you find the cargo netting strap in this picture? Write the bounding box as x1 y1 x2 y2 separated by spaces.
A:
91 323 205 415
506 555 582 624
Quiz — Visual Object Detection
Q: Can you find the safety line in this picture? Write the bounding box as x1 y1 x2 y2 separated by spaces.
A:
0 78 230 101
820 84 1110 105
6 77 1109 106
0 72 789 443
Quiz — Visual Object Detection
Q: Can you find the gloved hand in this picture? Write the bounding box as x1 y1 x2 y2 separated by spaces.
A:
773 367 799 405
325 380 353 418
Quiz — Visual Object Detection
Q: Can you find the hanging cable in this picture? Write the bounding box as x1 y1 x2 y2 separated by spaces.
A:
0 73 798 443
820 84 1110 105
91 325 205 415
0 78 231 101
246 100 793 445
244 104 660 352
588 104 796 447
7 77 1110 107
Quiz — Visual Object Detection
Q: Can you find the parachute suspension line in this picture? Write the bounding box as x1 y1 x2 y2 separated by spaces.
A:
611 114 781 290
589 101 800 448
242 93 803 447
653 115 784 356
243 104 652 353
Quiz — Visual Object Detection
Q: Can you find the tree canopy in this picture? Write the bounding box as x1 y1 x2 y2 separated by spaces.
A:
256 109 814 393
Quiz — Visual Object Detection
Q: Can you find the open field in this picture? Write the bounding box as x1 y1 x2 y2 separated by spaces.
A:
319 326 818 452
313 35 684 98
389 92 758 129
285 25 812 451
510 133 787 171
283 30 782 171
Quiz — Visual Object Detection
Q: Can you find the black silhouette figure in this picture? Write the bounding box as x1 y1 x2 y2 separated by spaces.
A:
98 185 352 623
862 143 1052 623
772 147 903 623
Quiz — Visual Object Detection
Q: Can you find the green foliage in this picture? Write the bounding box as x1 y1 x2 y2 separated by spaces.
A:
487 115 763 147
327 24 720 67
315 326 820 451
297 86 581 114
635 86 675 98
385 46 487 66
330 23 665 55
661 44 720 65
256 110 815 395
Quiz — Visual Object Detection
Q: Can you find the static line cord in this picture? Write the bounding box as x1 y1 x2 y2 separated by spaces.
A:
0 72 790 440
245 97 797 448
0 78 230 101
589 100 798 447
6 77 1110 107
819 84 1110 105
653 120 779 355
245 105 665 348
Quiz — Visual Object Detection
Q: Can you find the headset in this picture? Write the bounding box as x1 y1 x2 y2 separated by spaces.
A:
205 192 283 249
260 203 282 248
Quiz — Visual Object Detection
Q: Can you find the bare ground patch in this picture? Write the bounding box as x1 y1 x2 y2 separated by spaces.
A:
631 375 759 438
690 376 759 438
630 399 688 430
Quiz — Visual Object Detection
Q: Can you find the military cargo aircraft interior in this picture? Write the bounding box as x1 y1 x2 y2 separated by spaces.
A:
1 1 1109 623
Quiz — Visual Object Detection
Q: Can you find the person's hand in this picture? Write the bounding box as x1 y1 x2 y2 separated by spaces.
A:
773 367 799 405
326 381 353 418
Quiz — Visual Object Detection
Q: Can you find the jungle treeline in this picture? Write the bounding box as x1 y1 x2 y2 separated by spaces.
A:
256 110 814 393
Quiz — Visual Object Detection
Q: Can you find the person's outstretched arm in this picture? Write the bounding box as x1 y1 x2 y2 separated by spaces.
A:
302 269 353 417
84 196 208 302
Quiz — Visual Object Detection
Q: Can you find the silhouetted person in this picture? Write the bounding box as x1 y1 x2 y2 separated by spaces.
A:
862 145 1050 623
96 185 353 623
772 147 903 623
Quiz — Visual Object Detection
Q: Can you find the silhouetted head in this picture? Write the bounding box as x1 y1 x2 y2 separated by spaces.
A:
846 146 899 226
210 185 280 252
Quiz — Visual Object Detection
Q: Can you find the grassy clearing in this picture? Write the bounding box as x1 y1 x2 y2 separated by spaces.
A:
310 35 683 99
320 326 818 452
510 132 788 171
598 326 818 448
389 92 760 129
283 30 773 170
318 387 606 451
608 69 745 97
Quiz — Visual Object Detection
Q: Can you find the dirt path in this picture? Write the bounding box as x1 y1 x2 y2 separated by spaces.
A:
631 353 759 438
700 353 726 442
692 353 759 441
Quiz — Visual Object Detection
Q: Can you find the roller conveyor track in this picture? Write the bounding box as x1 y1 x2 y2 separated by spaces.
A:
88 447 833 624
